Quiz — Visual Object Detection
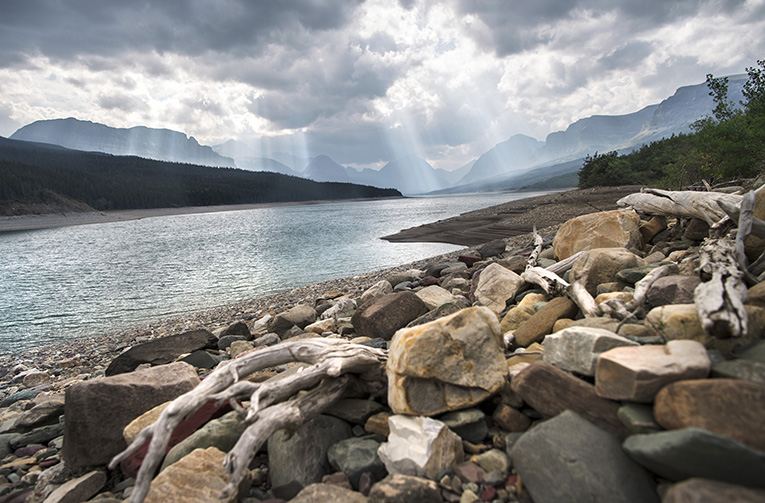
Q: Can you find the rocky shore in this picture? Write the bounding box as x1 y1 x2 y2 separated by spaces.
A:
1 185 765 503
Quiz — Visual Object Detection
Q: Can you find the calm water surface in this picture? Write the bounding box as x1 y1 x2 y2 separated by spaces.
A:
0 192 550 353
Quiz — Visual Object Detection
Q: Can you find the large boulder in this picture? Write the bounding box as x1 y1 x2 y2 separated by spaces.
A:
553 209 643 260
509 410 659 503
473 263 525 315
595 340 711 402
105 329 217 376
352 292 429 341
569 248 646 296
387 306 507 416
63 362 200 468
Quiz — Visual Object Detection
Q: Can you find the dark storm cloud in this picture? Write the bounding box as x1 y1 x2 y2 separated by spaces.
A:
0 0 365 66
457 0 749 56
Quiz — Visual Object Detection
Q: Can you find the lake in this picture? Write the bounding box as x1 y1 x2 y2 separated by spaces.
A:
0 191 550 354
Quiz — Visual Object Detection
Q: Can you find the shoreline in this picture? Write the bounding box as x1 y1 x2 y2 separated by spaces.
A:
0 196 406 234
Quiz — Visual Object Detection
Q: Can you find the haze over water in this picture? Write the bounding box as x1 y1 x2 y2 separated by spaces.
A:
0 192 551 354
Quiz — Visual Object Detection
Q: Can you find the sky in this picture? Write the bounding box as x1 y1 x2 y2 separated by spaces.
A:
1 0 764 171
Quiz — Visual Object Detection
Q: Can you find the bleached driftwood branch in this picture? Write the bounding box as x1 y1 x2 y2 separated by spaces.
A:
617 188 742 222
110 338 387 503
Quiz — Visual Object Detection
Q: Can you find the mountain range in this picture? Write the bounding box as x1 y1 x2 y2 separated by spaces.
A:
8 74 746 195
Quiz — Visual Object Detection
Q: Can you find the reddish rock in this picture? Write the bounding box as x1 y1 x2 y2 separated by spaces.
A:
459 255 482 267
654 379 765 451
511 361 629 438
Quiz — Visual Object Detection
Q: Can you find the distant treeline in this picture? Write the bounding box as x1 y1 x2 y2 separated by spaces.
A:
579 60 765 189
0 138 401 211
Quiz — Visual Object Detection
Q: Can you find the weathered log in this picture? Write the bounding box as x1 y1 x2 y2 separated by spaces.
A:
521 266 569 296
526 226 545 269
617 188 742 222
110 338 387 503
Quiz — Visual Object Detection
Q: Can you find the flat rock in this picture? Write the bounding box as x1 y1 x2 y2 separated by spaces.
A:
553 209 643 260
712 359 765 384
269 304 318 336
513 297 579 347
623 428 765 488
324 399 386 425
63 362 200 468
645 275 701 308
477 239 507 258
105 329 217 376
387 306 507 416
14 399 65 431
473 263 524 315
437 408 487 444
367 474 442 503
268 414 354 500
291 483 368 503
415 285 458 310
543 326 637 376
511 361 630 438
663 478 765 503
328 437 386 489
352 292 429 341
595 340 710 402
509 410 658 503
569 248 645 296
144 447 230 503
42 470 107 503
653 378 765 451
377 415 463 480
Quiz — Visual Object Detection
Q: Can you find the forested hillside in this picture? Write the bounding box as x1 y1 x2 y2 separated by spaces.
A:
579 60 765 189
0 138 401 213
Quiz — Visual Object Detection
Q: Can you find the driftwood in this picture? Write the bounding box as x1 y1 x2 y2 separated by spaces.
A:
110 338 387 503
617 188 742 222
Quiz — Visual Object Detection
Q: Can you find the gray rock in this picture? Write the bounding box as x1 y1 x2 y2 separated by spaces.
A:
218 320 251 338
268 414 354 499
393 281 413 292
615 264 661 284
477 239 507 258
510 410 659 503
438 408 488 444
328 437 387 488
105 329 217 376
325 399 386 425
542 326 637 376
361 280 394 306
179 350 220 369
63 362 200 468
622 428 765 488
0 389 43 407
9 423 64 450
42 470 106 503
351 292 429 341
617 403 661 434
161 411 248 470
712 359 765 384
217 335 247 350
14 400 65 431
269 304 318 336
252 332 280 347
0 433 22 459
406 298 471 328
646 275 701 308
735 340 765 363
368 474 442 503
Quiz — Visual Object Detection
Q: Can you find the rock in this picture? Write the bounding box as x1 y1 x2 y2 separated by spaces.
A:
542 326 637 376
617 403 661 434
458 255 481 267
744 184 765 261
506 342 544 367
565 317 655 339
252 332 280 347
217 335 247 350
249 314 272 336
352 293 429 341
0 389 43 407
509 410 658 503
712 358 765 384
321 297 358 320
9 423 63 450
653 379 765 451
622 428 765 488
328 437 387 489
553 209 643 260
42 470 106 503
595 340 710 402
217 320 250 338
511 361 629 437
472 449 509 474
441 262 468 276
407 298 472 328
437 408 487 444
105 329 217 376
645 275 701 308
322 471 354 490
180 350 220 369
22 371 50 388
639 215 667 244
361 280 394 305
663 478 765 503
268 414 354 499
747 281 765 309
491 403 531 432
229 341 254 358
646 304 765 355
387 307 506 416
735 339 765 362
269 304 318 336
377 415 463 479
324 399 386 426
684 217 710 241
477 239 507 258
415 285 458 310
63 362 200 468
500 293 547 333
513 297 579 347
367 474 442 503
569 248 646 295
305 318 336 334
123 402 169 444
143 447 229 503
365 412 392 437
14 400 65 431
161 411 247 470
473 263 524 315
291 483 368 503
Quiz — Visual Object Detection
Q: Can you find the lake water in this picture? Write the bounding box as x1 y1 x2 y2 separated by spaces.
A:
0 191 550 354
